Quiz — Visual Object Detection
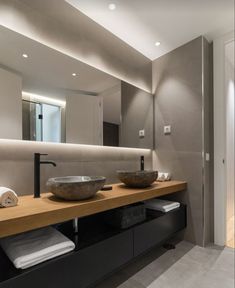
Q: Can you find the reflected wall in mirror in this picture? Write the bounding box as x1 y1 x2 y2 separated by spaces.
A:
0 26 153 149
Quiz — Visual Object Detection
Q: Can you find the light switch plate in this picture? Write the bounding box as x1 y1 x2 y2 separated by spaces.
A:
164 125 171 135
205 153 210 161
139 129 145 138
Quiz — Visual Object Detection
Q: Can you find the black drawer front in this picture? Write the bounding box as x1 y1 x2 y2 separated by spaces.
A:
133 206 186 257
0 230 133 288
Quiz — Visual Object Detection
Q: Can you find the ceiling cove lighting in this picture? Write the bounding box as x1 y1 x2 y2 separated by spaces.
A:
22 53 28 58
108 3 116 10
22 91 66 107
155 41 161 47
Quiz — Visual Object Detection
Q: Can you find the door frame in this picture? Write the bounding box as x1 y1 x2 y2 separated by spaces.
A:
213 31 234 246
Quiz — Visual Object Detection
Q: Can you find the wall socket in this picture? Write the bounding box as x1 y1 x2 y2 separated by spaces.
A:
164 125 171 135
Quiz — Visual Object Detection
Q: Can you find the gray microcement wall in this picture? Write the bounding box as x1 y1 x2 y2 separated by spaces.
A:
153 37 213 246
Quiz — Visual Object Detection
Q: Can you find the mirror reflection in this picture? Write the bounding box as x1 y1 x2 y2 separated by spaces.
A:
22 96 64 143
0 26 153 149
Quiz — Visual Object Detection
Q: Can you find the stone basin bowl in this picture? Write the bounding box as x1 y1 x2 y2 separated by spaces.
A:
117 170 158 188
46 176 106 201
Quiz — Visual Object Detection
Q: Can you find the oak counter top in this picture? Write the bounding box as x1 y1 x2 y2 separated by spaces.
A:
0 181 186 238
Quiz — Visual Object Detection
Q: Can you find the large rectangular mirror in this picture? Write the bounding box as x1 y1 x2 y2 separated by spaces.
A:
0 26 153 149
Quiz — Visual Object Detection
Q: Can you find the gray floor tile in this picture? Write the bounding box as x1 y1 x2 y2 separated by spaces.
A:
192 269 234 288
93 241 234 288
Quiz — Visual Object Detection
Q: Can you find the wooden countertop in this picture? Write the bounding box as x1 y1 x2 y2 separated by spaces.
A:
0 181 186 238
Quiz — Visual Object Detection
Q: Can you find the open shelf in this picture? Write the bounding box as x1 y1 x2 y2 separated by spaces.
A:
0 204 186 288
55 205 181 250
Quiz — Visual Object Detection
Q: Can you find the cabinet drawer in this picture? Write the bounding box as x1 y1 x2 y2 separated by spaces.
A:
0 230 133 288
133 206 186 257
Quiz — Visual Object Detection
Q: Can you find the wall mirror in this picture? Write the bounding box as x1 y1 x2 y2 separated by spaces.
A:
0 26 153 149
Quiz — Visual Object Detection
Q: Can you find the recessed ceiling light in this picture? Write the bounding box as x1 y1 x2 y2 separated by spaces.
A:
22 53 28 58
72 73 77 77
109 3 116 10
155 41 161 47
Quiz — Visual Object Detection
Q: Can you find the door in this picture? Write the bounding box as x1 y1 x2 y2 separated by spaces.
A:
22 100 62 143
41 103 61 143
66 94 103 145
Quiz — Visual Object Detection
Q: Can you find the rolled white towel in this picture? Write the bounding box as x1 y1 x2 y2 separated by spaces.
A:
0 187 18 208
145 199 180 212
157 172 171 182
0 227 75 269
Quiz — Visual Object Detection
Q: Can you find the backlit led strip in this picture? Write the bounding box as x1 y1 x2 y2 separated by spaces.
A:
22 91 66 107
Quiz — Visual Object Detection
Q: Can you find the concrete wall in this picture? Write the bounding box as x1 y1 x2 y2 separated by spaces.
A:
120 82 153 149
0 139 152 196
0 67 22 140
152 37 213 246
0 0 151 92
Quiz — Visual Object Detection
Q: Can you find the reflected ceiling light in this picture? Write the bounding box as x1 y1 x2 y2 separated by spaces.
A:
22 53 28 58
108 3 116 10
72 73 77 76
155 41 161 47
22 91 66 107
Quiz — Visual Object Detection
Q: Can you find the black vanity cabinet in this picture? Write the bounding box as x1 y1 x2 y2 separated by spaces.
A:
0 230 133 288
0 205 186 288
133 206 187 256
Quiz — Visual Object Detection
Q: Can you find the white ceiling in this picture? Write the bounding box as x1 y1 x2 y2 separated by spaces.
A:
66 0 234 60
0 26 119 97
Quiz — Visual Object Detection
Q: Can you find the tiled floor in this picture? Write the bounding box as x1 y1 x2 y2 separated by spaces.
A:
94 241 235 288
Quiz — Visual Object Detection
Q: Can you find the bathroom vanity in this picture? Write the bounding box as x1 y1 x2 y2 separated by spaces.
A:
0 181 187 288
0 20 187 288
0 181 186 238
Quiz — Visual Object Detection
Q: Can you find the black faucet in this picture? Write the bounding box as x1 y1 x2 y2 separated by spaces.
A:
140 155 145 171
34 153 57 198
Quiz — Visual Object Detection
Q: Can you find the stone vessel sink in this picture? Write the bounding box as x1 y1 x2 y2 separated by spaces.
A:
46 176 106 201
117 170 158 188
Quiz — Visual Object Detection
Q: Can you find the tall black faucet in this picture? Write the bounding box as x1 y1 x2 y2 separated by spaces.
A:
140 155 145 171
34 153 57 198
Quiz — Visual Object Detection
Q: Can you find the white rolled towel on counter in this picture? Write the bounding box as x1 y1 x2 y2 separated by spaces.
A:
0 227 75 269
0 187 18 208
157 172 171 182
145 199 180 213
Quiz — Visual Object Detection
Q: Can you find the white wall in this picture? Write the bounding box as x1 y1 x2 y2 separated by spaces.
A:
225 40 234 243
0 67 22 140
213 31 234 246
66 94 103 145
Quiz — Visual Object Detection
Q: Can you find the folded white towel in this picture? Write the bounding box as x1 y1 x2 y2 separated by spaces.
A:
157 172 171 182
0 187 18 208
0 227 75 269
145 199 180 213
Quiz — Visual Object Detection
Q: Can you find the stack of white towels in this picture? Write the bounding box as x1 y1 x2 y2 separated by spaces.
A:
0 187 18 208
0 227 75 269
145 199 180 213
